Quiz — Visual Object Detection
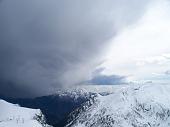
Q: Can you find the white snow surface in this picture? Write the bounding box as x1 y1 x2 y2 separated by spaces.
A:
0 99 51 127
67 84 170 127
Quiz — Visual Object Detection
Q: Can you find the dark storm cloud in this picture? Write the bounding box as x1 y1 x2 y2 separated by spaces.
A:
0 0 149 97
87 67 128 85
88 74 127 85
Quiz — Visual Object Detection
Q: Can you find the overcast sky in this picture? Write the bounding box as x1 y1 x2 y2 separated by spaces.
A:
100 0 170 84
1 0 169 97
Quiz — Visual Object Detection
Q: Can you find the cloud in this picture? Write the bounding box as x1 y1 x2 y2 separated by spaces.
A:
165 70 170 75
0 0 149 97
86 67 128 85
136 53 170 66
99 0 170 83
87 74 127 85
152 70 170 76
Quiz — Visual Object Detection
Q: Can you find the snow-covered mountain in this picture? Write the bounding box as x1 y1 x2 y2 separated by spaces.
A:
0 91 95 127
0 85 118 127
66 84 170 127
0 99 52 127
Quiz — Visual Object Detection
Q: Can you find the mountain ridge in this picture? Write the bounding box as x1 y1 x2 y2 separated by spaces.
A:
66 84 170 127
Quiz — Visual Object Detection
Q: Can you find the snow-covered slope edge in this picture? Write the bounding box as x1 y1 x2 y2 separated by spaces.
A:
0 99 52 127
66 84 170 127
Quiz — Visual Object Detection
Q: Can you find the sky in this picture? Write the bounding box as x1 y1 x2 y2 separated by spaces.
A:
99 0 170 83
0 0 169 97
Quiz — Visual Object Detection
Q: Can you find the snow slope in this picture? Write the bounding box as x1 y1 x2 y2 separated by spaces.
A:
66 84 170 127
0 99 51 127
